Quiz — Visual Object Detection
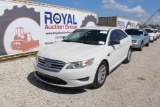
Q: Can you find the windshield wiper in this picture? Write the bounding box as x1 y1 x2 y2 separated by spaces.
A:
73 40 99 45
63 40 102 45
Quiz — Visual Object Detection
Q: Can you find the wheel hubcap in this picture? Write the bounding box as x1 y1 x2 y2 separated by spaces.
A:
98 65 106 84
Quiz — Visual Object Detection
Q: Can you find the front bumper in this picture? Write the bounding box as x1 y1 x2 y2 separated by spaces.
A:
34 60 97 88
149 36 154 42
132 42 141 48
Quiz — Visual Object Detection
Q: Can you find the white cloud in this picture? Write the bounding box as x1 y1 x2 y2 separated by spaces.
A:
102 4 145 14
102 0 116 4
128 0 144 3
102 0 145 14
147 16 160 24
136 12 160 24
102 0 157 24
101 0 160 24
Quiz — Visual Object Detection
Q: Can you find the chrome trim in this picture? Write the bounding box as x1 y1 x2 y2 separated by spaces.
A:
37 57 66 72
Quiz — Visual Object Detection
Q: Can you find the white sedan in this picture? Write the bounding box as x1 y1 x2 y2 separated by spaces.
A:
144 28 157 42
34 26 132 88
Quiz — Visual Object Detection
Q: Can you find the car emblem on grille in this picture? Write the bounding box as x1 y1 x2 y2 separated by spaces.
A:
45 63 51 67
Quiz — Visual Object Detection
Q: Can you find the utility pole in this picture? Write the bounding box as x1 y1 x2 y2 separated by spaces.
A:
142 8 160 26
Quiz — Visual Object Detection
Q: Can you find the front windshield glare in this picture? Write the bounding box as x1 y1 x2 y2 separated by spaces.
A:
63 29 108 45
125 29 143 35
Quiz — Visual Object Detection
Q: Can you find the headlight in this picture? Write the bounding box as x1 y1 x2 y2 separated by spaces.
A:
132 40 140 43
66 58 94 69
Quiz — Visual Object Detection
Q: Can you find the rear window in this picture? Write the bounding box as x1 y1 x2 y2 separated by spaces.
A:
145 29 153 33
125 29 143 36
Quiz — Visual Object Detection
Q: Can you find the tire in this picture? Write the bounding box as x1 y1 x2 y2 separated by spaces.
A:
123 48 132 63
92 61 108 88
0 6 40 55
138 42 143 51
155 38 157 41
145 42 149 46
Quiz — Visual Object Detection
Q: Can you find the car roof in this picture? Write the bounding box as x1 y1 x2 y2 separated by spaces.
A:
78 26 121 31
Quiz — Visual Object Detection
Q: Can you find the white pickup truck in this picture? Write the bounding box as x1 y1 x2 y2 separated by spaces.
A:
34 26 132 88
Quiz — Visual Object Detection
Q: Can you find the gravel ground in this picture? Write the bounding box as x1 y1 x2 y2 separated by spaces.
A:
1 39 160 107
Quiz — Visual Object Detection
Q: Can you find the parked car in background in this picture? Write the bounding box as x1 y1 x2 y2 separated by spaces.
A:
125 28 150 51
153 29 160 38
158 30 160 37
144 28 157 42
34 26 132 88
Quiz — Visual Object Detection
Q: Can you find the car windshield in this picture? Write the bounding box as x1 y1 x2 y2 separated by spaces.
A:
63 29 108 45
125 29 143 36
145 29 153 33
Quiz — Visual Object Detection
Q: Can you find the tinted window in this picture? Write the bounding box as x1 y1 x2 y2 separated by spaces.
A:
145 29 153 33
117 30 127 40
64 29 108 45
144 30 148 36
153 30 157 33
110 30 119 41
125 29 143 36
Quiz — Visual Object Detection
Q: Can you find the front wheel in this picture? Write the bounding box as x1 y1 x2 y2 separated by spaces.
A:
155 38 157 41
145 42 149 46
123 48 132 63
92 61 108 88
139 42 143 51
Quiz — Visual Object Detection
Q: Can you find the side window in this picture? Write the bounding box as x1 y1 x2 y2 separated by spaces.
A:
110 30 119 41
144 30 148 36
117 30 127 40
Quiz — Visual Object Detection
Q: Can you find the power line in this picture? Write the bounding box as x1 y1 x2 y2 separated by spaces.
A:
143 8 160 26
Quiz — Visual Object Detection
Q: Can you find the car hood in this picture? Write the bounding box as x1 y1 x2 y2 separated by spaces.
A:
148 33 155 37
38 42 104 63
131 35 142 40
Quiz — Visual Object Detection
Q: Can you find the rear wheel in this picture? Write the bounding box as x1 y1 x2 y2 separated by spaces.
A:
93 61 108 88
123 48 132 63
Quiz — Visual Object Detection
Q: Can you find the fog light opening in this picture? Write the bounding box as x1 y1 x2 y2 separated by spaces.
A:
77 77 89 81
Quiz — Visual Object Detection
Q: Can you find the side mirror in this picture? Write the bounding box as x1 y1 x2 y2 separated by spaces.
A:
109 40 120 45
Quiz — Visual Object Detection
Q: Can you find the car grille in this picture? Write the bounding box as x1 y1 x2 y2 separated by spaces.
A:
37 57 66 72
35 71 67 85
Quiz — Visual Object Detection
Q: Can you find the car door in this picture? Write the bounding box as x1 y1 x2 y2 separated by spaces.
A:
107 30 122 71
143 30 150 44
117 30 130 61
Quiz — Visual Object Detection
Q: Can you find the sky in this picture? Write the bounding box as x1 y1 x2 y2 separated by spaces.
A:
32 0 160 25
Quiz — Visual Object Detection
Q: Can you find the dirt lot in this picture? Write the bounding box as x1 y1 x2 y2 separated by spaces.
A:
1 39 160 107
